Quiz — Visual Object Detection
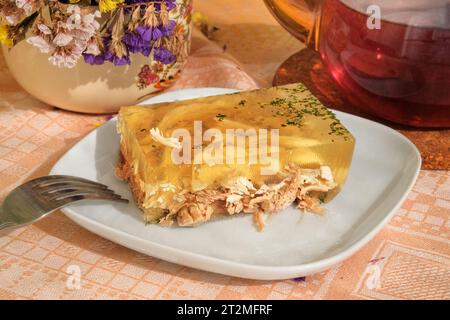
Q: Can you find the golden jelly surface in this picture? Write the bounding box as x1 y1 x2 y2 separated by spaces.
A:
118 83 355 195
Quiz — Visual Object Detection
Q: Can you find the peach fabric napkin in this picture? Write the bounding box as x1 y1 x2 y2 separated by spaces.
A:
0 0 449 300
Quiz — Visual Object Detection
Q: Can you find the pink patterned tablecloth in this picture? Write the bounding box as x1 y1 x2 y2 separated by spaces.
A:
0 0 449 300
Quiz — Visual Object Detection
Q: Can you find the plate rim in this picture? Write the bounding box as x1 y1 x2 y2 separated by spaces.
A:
50 87 422 280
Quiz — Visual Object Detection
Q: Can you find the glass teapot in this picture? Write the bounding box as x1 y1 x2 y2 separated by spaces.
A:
265 0 450 127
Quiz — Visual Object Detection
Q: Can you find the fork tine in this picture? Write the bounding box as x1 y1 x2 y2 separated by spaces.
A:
29 175 109 190
36 180 110 190
39 184 116 196
53 193 129 206
0 221 17 231
46 189 122 202
1 175 128 230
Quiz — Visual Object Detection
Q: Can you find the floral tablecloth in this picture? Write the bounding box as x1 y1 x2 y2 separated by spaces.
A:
0 0 449 300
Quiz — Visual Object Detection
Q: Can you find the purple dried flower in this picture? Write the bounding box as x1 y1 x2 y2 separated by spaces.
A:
153 47 176 64
162 0 176 11
123 30 153 56
112 55 131 66
82 1 179 67
152 28 163 40
161 20 176 37
123 32 143 53
125 0 177 11
141 45 151 56
152 27 163 40
136 25 152 42
83 53 106 65
135 24 172 42
98 45 131 66
104 50 131 66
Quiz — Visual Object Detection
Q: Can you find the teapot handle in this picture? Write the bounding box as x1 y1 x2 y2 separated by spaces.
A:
264 0 324 51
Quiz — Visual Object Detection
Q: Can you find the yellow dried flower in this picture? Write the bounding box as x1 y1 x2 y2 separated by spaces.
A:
0 24 13 47
99 0 124 13
191 11 207 26
69 0 82 3
191 11 218 40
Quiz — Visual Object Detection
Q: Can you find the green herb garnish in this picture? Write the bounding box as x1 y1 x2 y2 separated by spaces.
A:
270 97 286 106
216 113 227 121
238 99 247 106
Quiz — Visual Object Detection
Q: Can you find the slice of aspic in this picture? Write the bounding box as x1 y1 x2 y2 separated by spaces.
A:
116 83 355 229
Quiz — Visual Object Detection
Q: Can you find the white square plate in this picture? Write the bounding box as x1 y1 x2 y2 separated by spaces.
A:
50 88 421 280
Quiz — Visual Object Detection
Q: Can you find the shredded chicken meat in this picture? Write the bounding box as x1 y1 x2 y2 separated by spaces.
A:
116 150 337 231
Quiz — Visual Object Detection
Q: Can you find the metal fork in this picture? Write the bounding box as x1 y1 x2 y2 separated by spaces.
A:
0 175 128 232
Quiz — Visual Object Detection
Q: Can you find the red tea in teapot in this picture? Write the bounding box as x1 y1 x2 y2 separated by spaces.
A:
320 0 450 127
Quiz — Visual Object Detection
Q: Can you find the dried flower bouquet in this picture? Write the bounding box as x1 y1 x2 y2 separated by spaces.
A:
0 0 191 68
